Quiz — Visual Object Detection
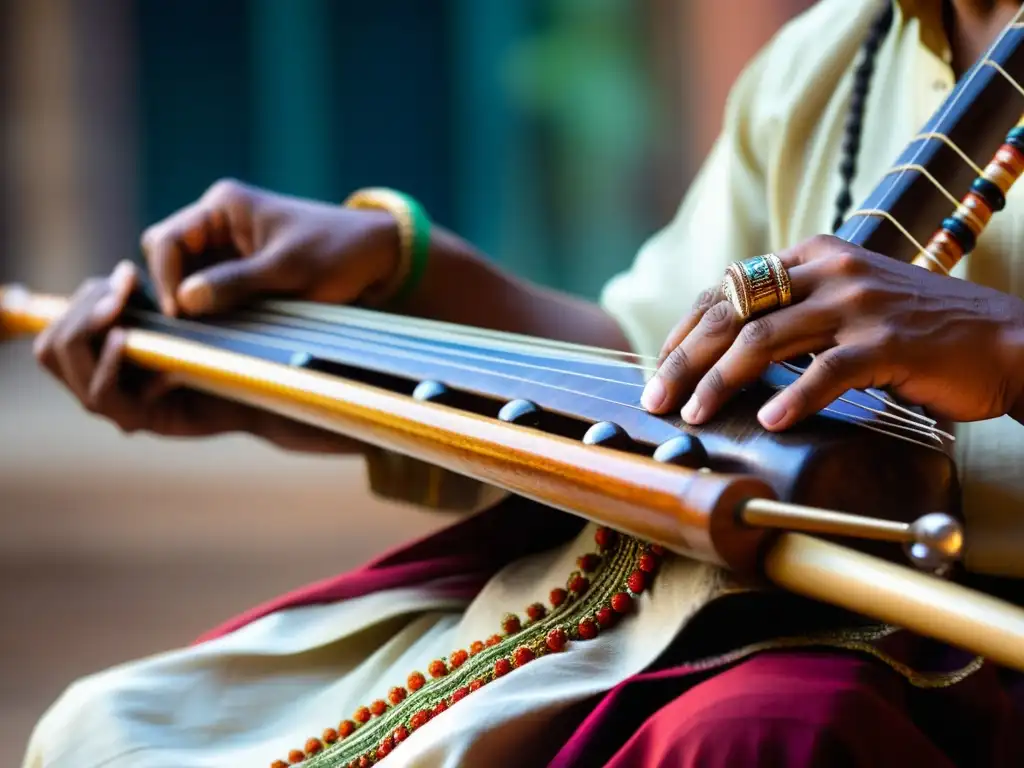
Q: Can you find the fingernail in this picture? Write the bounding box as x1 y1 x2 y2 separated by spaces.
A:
112 260 134 284
178 274 211 315
641 377 666 411
759 396 788 428
92 294 119 322
681 395 703 424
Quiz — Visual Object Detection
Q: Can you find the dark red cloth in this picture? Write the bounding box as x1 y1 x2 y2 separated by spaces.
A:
195 500 1024 766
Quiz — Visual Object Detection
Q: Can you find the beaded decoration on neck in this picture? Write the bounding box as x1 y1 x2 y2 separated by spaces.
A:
269 528 664 767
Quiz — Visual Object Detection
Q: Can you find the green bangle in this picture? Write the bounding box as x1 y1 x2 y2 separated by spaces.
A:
343 187 431 307
390 191 431 306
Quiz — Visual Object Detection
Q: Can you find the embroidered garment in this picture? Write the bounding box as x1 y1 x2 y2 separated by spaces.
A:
22 1 1024 766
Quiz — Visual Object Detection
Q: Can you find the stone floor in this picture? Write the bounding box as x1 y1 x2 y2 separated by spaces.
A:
0 340 448 765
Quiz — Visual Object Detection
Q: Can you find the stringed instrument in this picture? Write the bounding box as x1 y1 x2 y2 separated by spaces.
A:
5 11 1024 674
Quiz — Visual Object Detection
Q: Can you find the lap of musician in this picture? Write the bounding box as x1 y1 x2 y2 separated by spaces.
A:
18 0 1024 766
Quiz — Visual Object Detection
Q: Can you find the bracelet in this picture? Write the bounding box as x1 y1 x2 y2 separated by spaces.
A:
342 187 431 307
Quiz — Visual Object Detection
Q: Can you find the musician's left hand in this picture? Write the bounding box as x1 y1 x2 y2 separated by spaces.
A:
642 234 1024 430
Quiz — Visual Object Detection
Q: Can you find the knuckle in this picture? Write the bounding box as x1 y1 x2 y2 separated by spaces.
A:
740 316 773 346
830 248 867 276
204 178 247 208
692 288 719 313
660 345 692 382
703 367 727 395
702 300 737 334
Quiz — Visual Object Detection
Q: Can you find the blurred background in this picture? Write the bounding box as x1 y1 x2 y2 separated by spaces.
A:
0 0 813 761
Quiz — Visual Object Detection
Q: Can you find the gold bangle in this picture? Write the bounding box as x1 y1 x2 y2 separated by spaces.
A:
343 187 416 306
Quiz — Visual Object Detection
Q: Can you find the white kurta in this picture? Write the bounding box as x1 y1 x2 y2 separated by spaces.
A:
23 0 1024 765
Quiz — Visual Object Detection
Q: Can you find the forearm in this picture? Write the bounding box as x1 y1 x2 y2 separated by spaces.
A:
401 226 632 352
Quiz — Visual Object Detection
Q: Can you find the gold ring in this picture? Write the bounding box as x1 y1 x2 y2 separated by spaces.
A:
721 253 792 321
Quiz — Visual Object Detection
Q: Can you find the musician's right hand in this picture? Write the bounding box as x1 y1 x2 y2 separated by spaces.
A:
31 179 398 452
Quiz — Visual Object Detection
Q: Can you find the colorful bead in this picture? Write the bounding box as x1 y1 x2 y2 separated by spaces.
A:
388 686 407 705
452 686 471 702
501 613 522 635
577 553 601 572
433 700 448 716
469 678 486 692
485 634 503 647
649 544 665 556
369 699 388 717
287 749 305 764
611 591 633 613
428 659 448 678
513 646 536 667
596 606 617 628
353 706 371 724
578 618 599 639
638 553 657 573
550 588 568 607
322 728 339 745
304 738 324 756
407 671 426 691
450 649 469 668
338 720 356 738
494 658 513 677
469 640 486 656
595 527 617 550
627 570 647 594
546 627 568 652
272 761 290 768
526 602 547 621
941 216 976 253
394 725 410 742
409 710 431 730
971 177 1006 211
567 572 589 594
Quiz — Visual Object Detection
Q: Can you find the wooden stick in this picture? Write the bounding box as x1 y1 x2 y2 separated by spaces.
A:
765 532 1024 672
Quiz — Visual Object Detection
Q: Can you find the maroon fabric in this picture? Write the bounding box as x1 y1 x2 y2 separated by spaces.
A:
550 645 1024 767
194 502 1024 766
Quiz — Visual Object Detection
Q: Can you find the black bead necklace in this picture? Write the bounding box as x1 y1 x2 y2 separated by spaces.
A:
832 3 895 233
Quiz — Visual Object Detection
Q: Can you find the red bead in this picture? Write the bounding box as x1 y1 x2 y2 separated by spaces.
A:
377 737 393 759
595 606 617 628
450 648 469 668
550 588 568 607
486 634 503 647
358 758 371 768
388 686 407 705
494 658 513 677
353 706 371 724
469 678 486 692
452 686 470 702
577 553 601 572
567 572 589 594
638 553 657 573
627 570 646 594
304 738 324 756
433 700 448 716
649 544 665 556
595 527 617 550
526 602 547 621
272 761 290 768
322 728 339 744
513 646 536 667
408 671 426 691
370 699 388 717
469 640 485 656
428 659 448 678
578 618 599 639
611 591 633 613
338 720 356 738
502 613 522 634
546 627 568 652
410 710 431 730
394 725 410 743
287 750 305 764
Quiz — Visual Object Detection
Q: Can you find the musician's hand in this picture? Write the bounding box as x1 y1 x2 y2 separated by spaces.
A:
140 178 401 317
33 259 361 453
643 234 1024 430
